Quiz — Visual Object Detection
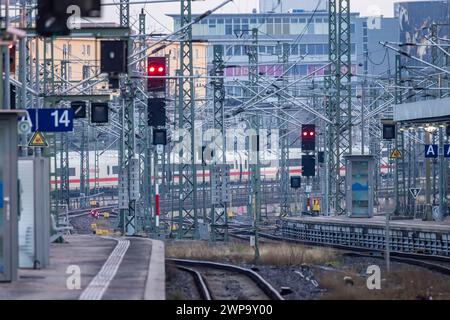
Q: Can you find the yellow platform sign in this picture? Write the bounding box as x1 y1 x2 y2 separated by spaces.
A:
28 131 48 147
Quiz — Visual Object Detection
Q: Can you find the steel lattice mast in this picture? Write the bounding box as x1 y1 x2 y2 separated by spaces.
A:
177 0 199 239
278 43 290 218
326 0 353 215
210 45 229 242
118 0 138 235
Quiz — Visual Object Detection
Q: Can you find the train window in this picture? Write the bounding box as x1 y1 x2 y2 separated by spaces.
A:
244 159 248 170
69 168 76 177
107 166 110 176
112 166 119 175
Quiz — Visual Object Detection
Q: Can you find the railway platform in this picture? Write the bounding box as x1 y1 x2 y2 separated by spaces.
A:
0 235 165 300
280 215 450 257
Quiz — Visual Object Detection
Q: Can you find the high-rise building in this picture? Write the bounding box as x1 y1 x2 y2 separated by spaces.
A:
170 9 398 98
259 0 327 13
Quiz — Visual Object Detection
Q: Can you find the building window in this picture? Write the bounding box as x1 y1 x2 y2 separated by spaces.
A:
225 19 232 35
307 23 315 34
233 18 241 33
242 18 249 34
209 19 216 28
225 45 233 56
291 44 299 55
87 45 91 56
300 44 307 55
233 45 242 56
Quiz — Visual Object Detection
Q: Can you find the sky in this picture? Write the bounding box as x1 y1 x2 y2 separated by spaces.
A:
95 0 428 32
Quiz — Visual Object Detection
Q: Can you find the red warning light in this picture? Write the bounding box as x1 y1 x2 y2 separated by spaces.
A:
158 66 164 73
149 66 156 73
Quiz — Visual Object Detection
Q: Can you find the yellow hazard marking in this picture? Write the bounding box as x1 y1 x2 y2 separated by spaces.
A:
28 131 48 147
390 149 402 159
96 229 109 236
103 212 110 219
313 198 320 212
91 223 97 230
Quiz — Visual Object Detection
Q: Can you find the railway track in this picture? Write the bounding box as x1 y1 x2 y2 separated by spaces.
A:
168 259 284 301
228 223 450 275
67 206 118 219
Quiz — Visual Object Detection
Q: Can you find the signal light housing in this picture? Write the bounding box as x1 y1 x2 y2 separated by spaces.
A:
301 124 316 151
91 103 109 124
147 57 167 92
382 124 396 140
148 98 166 127
302 155 316 177
290 176 301 189
9 43 16 74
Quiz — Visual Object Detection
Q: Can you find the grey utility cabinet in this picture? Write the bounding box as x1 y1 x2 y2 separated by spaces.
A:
18 157 50 269
0 111 23 282
345 155 375 218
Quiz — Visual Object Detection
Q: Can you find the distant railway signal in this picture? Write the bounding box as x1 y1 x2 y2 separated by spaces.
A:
382 124 396 140
318 151 325 164
71 101 87 119
290 176 301 189
147 57 167 92
9 43 16 74
302 155 316 177
301 124 316 151
101 40 128 76
91 103 109 124
446 123 450 136
148 98 166 127
153 128 167 145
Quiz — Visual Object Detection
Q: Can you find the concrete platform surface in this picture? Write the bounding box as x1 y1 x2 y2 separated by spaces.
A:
0 235 165 300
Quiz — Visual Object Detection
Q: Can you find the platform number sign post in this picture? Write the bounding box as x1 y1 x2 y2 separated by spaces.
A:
444 145 450 158
424 145 439 158
25 109 74 133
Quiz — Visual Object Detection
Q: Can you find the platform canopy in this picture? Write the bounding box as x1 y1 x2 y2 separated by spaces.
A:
394 97 450 123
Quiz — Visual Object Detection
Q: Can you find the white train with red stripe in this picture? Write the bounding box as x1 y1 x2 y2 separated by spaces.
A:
50 149 389 191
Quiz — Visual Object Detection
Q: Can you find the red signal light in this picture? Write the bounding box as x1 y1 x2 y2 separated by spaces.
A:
309 131 314 136
303 132 308 136
148 57 167 92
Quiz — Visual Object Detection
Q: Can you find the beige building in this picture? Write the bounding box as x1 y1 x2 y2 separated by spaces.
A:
25 25 208 99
